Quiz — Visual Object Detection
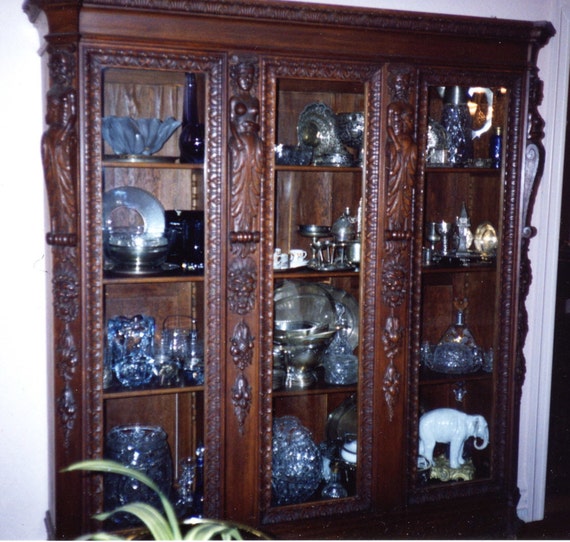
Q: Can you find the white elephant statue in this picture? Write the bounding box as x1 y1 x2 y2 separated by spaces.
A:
419 408 489 469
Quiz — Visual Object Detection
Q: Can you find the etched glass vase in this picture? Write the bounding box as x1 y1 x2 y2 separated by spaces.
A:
104 425 173 526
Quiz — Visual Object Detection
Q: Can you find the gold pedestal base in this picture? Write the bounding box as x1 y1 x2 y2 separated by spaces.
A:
430 454 475 482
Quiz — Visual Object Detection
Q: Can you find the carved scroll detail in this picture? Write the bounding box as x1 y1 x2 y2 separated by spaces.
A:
385 66 417 233
42 44 78 247
382 316 403 422
522 143 540 240
229 55 263 257
227 257 257 315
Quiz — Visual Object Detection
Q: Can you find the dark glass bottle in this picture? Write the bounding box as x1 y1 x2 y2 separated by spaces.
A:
179 73 205 163
489 126 502 169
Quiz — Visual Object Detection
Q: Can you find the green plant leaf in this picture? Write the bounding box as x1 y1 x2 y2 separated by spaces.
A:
76 533 126 540
95 502 174 540
183 520 242 540
64 459 182 539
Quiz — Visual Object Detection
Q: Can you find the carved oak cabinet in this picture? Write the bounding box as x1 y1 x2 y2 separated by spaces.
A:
24 0 554 539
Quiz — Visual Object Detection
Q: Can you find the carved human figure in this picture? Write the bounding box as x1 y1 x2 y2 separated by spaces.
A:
229 61 263 233
386 71 417 231
41 85 77 236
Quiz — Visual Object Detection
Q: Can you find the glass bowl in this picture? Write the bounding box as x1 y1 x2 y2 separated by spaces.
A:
272 416 322 506
103 116 181 157
104 227 171 273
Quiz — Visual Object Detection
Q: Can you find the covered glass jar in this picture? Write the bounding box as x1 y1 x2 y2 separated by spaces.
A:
424 298 483 374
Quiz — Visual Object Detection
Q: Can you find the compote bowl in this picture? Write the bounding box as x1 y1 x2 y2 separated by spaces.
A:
299 224 332 270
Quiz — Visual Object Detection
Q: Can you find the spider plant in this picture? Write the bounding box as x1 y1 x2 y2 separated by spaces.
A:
64 460 267 540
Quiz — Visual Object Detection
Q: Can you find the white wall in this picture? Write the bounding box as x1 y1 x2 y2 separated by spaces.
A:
1 0 565 538
0 1 48 539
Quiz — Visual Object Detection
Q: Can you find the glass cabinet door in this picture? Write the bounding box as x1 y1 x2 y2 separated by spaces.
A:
83 50 224 525
413 77 513 498
261 59 381 522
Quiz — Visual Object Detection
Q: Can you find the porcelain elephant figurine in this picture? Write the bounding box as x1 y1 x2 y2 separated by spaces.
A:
419 408 489 469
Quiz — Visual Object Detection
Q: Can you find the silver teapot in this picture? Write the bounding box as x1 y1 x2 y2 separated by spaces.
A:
331 207 356 242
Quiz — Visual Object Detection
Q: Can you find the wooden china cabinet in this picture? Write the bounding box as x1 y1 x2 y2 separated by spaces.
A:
24 0 554 539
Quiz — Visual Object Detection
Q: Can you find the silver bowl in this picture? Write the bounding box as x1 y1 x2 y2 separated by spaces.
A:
275 144 313 166
102 116 181 157
274 320 329 340
299 224 331 238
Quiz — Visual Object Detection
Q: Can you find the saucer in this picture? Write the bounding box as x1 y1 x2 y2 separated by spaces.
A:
289 259 309 269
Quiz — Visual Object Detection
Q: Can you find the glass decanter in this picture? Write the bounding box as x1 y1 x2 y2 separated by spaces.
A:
427 298 483 374
321 461 348 499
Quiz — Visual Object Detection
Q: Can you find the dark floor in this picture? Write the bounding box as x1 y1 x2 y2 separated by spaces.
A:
517 306 570 540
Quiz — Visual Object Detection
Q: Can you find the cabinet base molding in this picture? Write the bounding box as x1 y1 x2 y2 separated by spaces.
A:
264 497 518 539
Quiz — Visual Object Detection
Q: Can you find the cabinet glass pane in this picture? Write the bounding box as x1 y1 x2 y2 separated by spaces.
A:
416 83 509 489
271 77 365 508
100 66 208 524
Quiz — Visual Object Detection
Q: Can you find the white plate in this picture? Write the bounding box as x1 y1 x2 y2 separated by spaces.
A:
289 259 309 269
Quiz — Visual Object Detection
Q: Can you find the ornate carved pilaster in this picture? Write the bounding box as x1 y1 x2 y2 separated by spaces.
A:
381 64 417 420
42 38 82 458
227 54 262 435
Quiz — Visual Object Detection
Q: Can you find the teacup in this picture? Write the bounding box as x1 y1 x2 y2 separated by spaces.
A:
289 249 307 267
273 248 289 269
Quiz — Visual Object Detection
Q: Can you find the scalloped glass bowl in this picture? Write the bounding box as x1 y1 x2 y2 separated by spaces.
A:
102 116 181 157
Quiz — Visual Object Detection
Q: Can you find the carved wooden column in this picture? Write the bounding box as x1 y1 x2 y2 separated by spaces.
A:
376 64 417 507
224 54 264 523
24 1 84 536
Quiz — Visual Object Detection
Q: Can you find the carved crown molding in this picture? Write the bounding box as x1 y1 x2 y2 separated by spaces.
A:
33 0 554 44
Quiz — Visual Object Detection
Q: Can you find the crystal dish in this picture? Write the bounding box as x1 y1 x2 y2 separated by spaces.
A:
103 186 165 235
